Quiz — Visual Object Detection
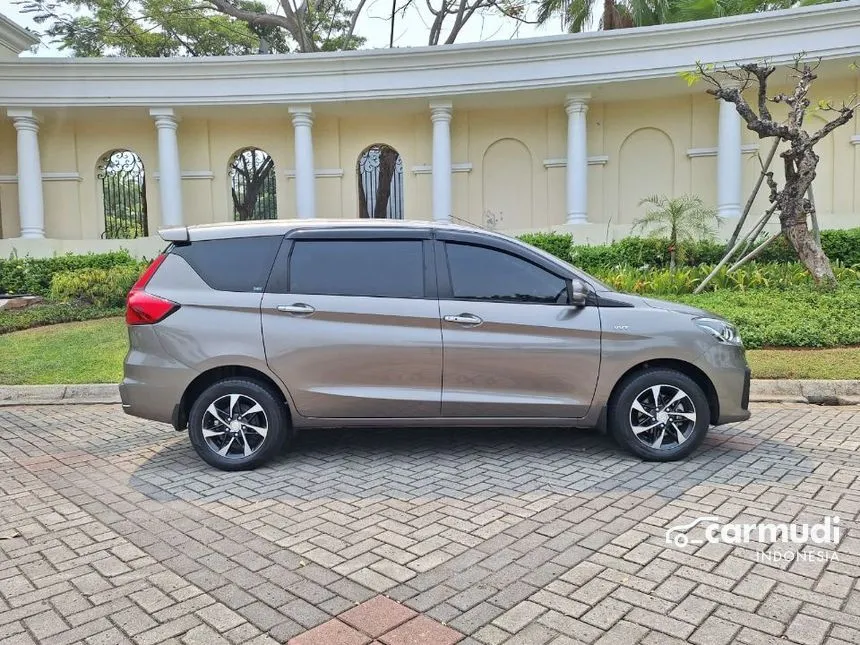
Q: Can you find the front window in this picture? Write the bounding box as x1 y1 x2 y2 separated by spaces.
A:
445 242 569 304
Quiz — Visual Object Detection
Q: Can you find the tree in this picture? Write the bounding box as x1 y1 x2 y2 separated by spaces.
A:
23 0 533 56
632 195 720 269
20 0 360 56
535 0 845 33
692 57 858 287
230 149 276 220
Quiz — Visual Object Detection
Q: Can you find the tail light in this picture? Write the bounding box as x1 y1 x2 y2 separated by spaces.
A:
126 254 179 325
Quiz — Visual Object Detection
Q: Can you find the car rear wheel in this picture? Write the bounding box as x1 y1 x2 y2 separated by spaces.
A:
608 369 710 461
188 378 290 471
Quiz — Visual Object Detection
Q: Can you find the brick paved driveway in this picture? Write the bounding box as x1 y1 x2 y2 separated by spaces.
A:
1 403 858 645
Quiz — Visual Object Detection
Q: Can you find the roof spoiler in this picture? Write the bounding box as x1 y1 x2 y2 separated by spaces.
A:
159 226 190 243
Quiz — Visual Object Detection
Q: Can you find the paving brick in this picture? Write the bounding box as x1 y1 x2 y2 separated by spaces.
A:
2 403 859 645
340 596 416 638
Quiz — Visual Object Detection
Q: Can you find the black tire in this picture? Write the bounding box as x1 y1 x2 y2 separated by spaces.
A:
608 369 710 461
188 378 291 471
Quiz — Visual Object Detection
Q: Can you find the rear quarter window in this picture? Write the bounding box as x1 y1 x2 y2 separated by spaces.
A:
171 236 282 292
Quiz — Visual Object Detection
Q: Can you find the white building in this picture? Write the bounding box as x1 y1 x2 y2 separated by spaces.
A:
1 2 859 257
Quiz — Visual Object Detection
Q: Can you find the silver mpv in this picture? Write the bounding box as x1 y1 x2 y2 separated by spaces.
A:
121 220 751 471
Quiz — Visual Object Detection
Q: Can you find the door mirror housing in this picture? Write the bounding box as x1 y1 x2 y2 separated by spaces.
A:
569 279 588 306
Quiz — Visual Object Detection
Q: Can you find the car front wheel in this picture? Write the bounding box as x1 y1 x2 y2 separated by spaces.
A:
188 378 290 471
608 369 710 461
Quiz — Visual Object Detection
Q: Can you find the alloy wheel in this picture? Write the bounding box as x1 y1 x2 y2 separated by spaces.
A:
628 384 697 450
201 393 269 459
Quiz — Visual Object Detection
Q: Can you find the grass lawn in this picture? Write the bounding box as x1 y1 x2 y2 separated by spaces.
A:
1 316 859 384
746 347 860 380
0 317 126 385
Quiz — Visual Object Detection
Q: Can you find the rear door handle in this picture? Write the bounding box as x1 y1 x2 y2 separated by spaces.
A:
277 303 315 315
443 313 483 326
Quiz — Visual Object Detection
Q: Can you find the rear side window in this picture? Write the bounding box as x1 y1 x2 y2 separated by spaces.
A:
445 242 568 304
289 240 424 298
171 236 282 292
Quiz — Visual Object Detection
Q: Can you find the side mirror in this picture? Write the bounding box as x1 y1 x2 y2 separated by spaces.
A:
569 279 588 306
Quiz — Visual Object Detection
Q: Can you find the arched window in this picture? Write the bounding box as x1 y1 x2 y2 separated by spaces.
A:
357 144 404 219
229 148 277 220
98 150 148 239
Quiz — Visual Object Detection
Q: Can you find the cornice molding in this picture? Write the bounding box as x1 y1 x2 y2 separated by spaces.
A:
153 170 215 180
543 156 609 168
284 168 344 178
0 2 858 107
687 144 760 158
0 14 39 55
0 172 83 184
411 163 473 174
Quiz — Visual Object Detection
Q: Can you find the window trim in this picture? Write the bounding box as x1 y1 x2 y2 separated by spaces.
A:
438 239 573 306
283 237 431 300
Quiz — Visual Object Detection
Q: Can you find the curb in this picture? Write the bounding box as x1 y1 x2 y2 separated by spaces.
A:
0 384 121 406
1 380 859 407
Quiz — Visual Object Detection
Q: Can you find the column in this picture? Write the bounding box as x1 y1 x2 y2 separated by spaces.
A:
717 98 742 219
289 105 315 219
430 102 453 222
565 95 590 224
149 108 183 228
7 109 45 238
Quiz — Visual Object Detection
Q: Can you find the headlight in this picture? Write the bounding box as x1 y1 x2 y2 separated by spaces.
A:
694 317 742 345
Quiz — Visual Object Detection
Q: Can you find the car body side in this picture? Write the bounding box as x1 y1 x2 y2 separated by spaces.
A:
120 222 750 432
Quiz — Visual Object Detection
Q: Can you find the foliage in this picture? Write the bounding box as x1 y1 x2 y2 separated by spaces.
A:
535 0 846 33
230 148 277 220
20 0 296 56
0 302 123 334
551 228 860 272
22 0 529 56
50 265 144 308
670 286 860 348
518 232 574 261
0 317 127 384
591 261 860 295
632 195 720 268
0 251 145 297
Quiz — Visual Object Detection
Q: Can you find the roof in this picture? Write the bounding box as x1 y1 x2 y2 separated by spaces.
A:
1 1 859 107
0 13 39 57
161 218 486 242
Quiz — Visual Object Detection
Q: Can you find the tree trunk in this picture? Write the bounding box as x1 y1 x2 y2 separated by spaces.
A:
602 0 616 29
372 147 399 219
358 175 370 218
782 215 836 287
779 151 836 288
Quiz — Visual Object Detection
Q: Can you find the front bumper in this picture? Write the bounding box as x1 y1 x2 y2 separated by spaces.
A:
696 346 752 426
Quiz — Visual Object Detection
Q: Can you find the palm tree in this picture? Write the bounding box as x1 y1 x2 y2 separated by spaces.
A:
632 195 721 269
535 0 844 33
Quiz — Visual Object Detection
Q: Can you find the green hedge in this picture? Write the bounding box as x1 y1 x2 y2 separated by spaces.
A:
592 262 860 295
0 302 123 334
669 287 860 349
517 228 860 271
0 251 146 297
50 265 144 308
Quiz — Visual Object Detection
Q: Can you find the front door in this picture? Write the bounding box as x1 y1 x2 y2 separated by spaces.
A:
261 234 442 418
438 238 601 418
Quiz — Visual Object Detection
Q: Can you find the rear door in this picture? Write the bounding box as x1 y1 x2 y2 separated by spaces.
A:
437 232 601 418
261 229 443 419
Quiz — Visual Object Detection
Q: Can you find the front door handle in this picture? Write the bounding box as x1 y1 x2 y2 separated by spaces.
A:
443 313 483 326
277 303 315 315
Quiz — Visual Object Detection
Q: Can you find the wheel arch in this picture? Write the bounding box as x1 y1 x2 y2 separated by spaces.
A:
608 359 720 425
173 365 294 431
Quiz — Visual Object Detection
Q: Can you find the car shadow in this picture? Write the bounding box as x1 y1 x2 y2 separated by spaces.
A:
128 420 815 504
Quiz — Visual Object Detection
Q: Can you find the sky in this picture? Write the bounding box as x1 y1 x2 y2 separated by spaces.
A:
0 0 565 57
